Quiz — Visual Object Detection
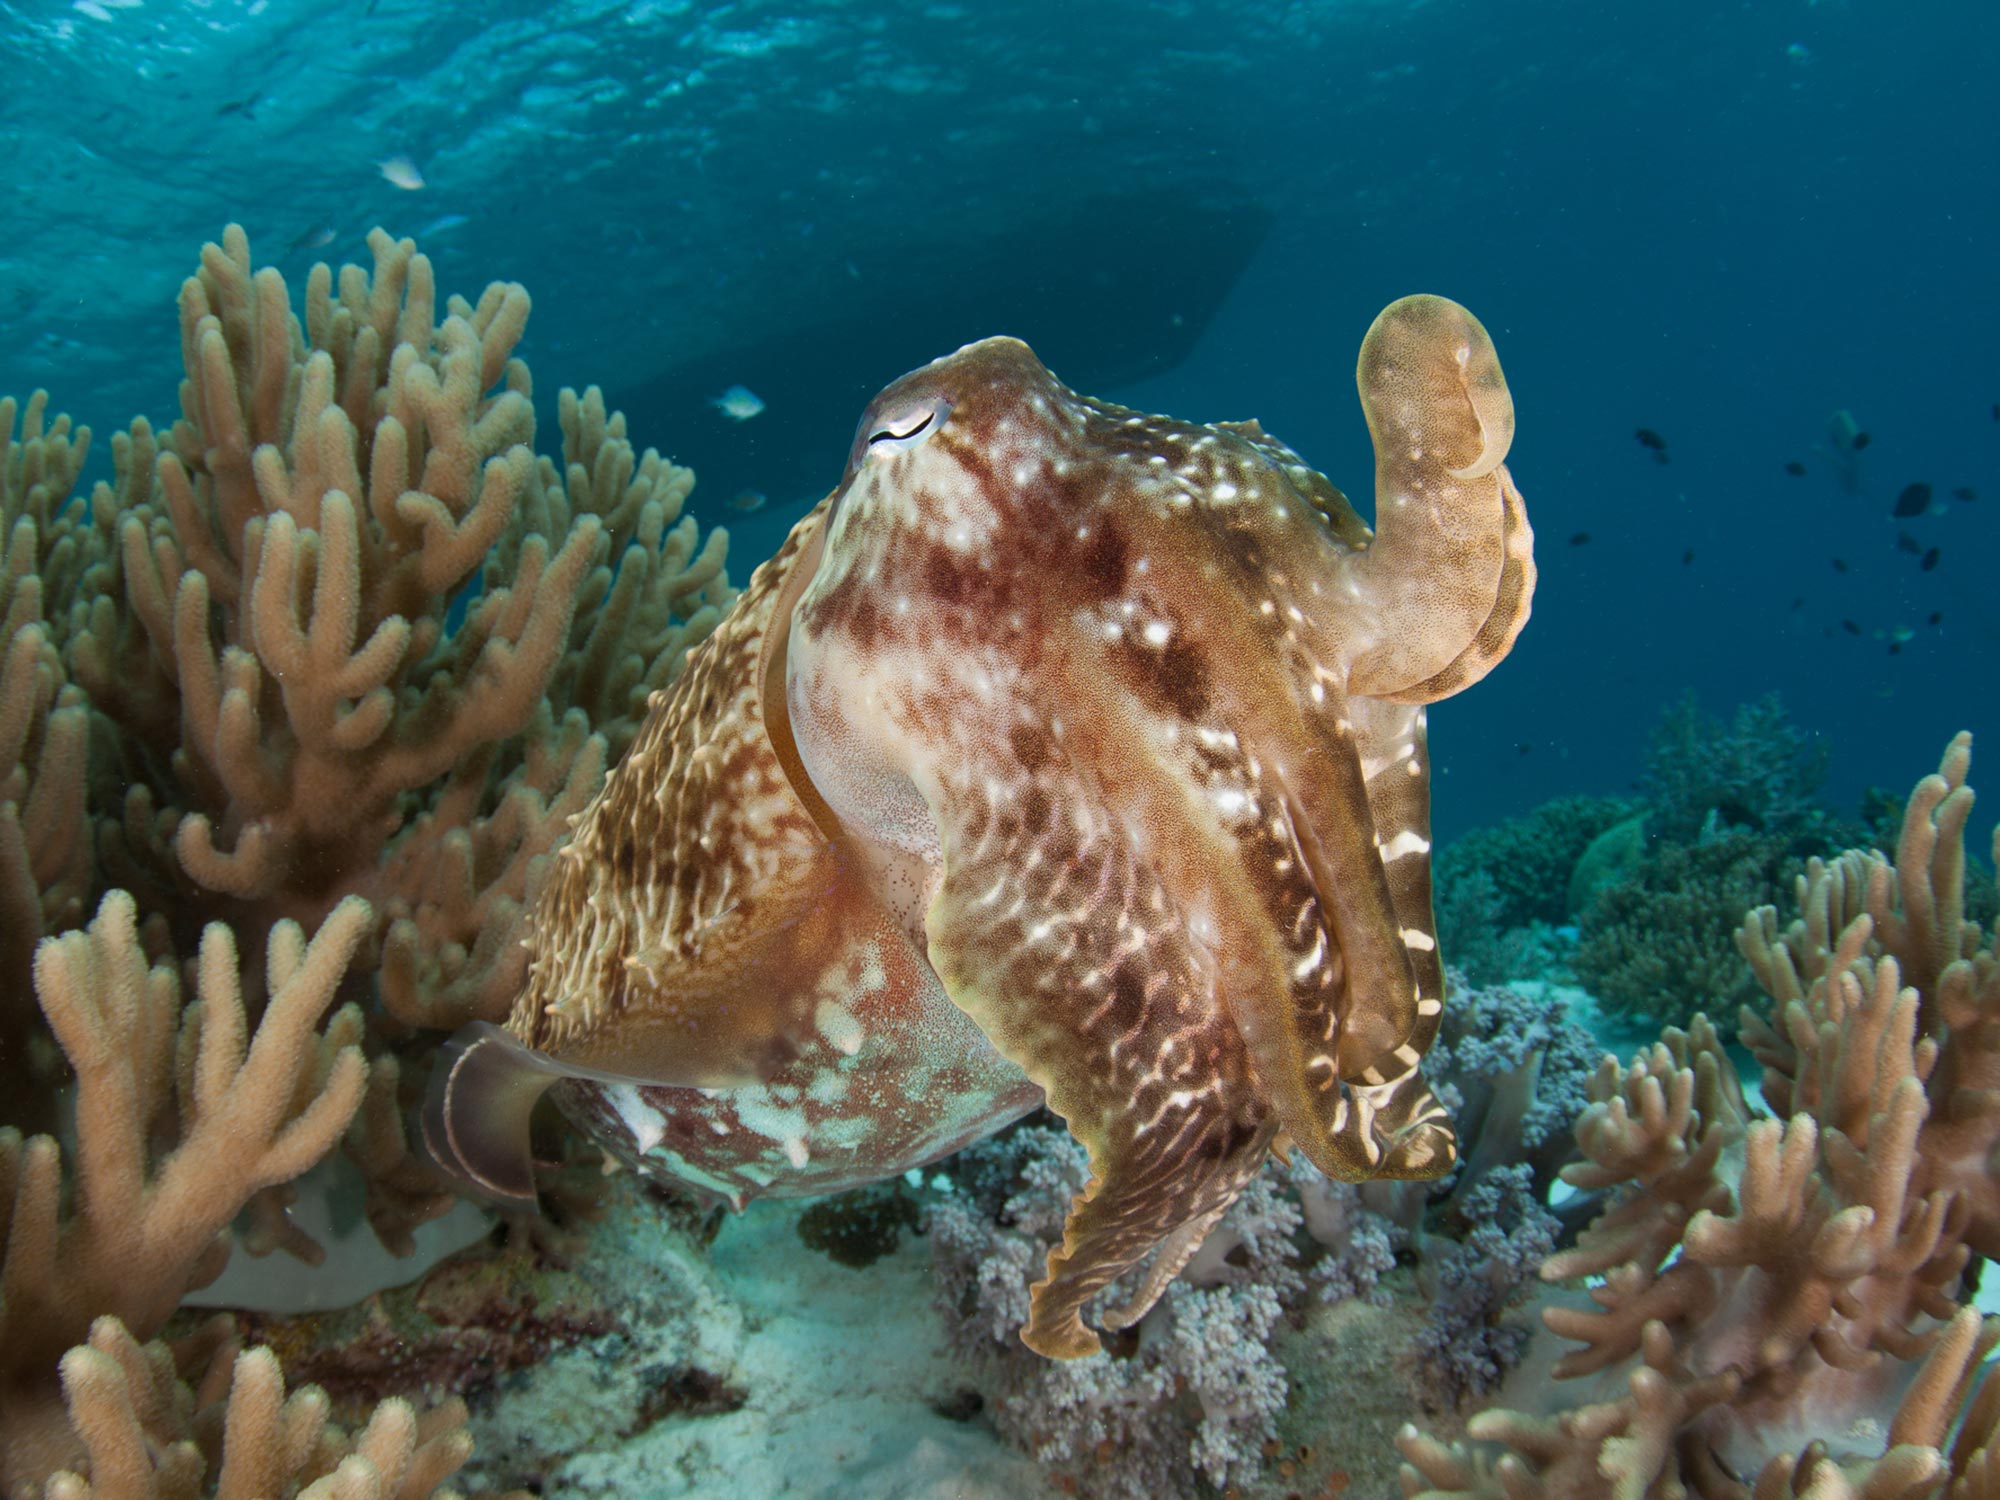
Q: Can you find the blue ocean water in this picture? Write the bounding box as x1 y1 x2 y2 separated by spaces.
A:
4 3 1999 1494
5 0 1994 835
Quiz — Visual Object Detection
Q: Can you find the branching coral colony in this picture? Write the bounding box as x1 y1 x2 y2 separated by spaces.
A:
0 226 736 1498
1401 734 2000 1499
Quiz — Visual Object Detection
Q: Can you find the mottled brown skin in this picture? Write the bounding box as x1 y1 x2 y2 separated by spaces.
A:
432 514 1042 1210
428 296 1533 1361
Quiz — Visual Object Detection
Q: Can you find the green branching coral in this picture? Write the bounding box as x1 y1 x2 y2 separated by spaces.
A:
1570 831 1779 1030
1638 692 1850 849
1570 695 1866 1033
1434 795 1635 983
1438 796 1640 931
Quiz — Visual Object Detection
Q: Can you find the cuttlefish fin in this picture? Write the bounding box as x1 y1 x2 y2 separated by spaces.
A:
421 1022 569 1207
921 785 1278 1359
499 503 851 1093
420 1021 708 1207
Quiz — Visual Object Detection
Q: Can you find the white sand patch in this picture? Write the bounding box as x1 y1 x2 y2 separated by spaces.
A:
463 1176 1051 1498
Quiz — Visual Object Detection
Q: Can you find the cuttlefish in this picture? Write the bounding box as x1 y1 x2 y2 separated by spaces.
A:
425 295 1534 1359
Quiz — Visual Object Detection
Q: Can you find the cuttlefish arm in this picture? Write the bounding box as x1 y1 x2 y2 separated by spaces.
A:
1341 295 1536 703
787 297 1529 1357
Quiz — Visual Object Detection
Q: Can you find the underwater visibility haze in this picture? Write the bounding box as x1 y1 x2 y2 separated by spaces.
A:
1 1 1997 1497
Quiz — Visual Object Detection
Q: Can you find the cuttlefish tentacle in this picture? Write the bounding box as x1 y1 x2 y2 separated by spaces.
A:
1141 578 1434 1177
1339 295 1533 702
1263 682 1439 1169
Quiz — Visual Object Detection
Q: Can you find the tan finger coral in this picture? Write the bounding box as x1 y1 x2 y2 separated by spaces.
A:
0 223 736 1498
71 226 597 922
1 395 104 1132
1399 734 2000 1498
0 892 370 1492
42 1315 496 1500
65 226 733 1034
10 226 737 1261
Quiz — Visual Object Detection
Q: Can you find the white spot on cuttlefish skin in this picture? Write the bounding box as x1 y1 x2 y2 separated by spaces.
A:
815 998 866 1056
1379 829 1431 861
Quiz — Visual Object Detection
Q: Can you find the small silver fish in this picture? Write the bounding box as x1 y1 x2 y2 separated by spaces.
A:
378 156 426 191
726 488 768 514
712 384 765 421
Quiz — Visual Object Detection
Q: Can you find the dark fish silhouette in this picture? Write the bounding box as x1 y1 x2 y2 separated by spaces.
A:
1896 531 1921 555
1569 531 1591 546
1952 486 1976 502
1634 428 1669 464
1681 549 1695 565
1832 558 1850 573
1826 411 1868 494
1841 619 1862 635
1784 460 1807 476
1894 483 1933 518
1791 598 1806 611
1922 548 1941 572
1929 611 1944 626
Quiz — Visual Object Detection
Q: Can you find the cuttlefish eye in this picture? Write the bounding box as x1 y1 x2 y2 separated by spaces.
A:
858 397 950 460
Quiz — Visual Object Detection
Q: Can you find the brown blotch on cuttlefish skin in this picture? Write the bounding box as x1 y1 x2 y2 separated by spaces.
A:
427 296 1537 1363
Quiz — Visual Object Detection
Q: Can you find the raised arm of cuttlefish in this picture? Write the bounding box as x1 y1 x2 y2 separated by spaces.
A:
424 295 1534 1360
